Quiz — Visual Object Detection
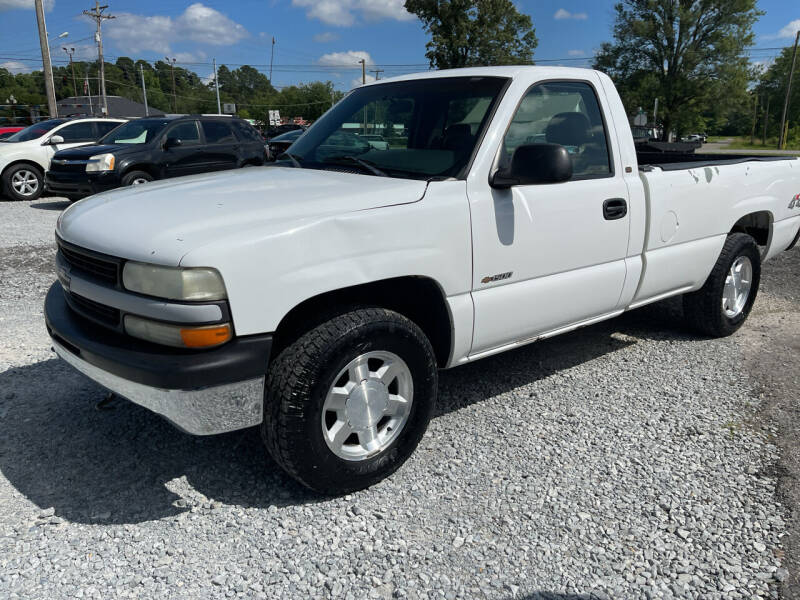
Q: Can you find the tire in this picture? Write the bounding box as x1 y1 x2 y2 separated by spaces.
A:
683 233 761 337
120 170 153 186
262 308 438 494
2 163 43 201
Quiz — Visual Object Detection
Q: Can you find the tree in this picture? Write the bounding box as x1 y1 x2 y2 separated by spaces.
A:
594 0 761 140
755 45 800 145
404 0 537 69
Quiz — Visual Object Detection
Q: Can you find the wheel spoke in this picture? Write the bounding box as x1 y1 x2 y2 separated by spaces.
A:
385 394 410 417
358 426 380 453
723 277 736 310
376 360 402 387
329 421 353 451
349 358 370 383
326 387 349 411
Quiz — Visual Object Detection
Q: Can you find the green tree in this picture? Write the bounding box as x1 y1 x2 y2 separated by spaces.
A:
755 45 800 144
594 0 761 140
404 0 537 69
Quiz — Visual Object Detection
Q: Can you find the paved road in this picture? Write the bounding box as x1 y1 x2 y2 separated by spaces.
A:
0 196 798 599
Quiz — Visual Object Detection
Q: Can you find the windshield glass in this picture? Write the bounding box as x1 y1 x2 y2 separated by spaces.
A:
100 119 170 144
3 119 67 143
287 76 508 179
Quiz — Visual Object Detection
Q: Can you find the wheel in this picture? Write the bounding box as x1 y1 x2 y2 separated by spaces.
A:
683 233 761 337
262 308 438 494
120 170 153 186
3 164 43 201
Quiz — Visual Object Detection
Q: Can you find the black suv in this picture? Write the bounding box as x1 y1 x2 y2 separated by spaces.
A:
45 115 267 200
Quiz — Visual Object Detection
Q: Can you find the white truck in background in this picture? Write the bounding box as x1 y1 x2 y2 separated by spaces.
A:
46 67 800 494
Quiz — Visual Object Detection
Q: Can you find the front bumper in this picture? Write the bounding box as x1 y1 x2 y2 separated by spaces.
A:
44 170 121 198
45 282 272 435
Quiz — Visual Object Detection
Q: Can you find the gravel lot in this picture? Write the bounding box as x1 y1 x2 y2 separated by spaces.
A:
0 197 798 599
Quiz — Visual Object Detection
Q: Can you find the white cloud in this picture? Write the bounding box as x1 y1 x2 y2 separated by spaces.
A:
314 31 340 43
0 0 53 11
174 50 207 63
567 49 585 56
292 0 413 27
554 8 587 20
106 3 248 55
318 50 373 67
0 60 31 74
764 19 800 40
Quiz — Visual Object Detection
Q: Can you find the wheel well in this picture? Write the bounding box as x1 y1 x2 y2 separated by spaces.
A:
122 164 157 179
730 211 771 246
2 160 44 178
272 276 453 367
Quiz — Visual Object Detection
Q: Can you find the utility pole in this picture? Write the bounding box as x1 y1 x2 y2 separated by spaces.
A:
778 30 800 150
359 58 366 84
165 57 177 113
35 0 58 118
269 37 275 84
63 47 78 98
369 68 384 81
83 1 115 117
213 58 221 114
139 63 148 116
84 67 93 115
762 96 770 146
750 93 758 146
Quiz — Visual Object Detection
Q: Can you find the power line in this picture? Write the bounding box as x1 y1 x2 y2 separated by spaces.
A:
82 1 114 116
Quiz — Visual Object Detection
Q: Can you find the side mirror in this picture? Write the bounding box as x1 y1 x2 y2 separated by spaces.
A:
490 143 572 189
164 137 182 149
48 135 65 145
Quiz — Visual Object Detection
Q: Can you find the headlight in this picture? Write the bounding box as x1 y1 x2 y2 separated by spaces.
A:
124 315 232 348
122 262 227 301
86 153 115 172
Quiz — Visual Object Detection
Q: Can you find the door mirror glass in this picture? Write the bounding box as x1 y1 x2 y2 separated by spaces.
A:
490 143 573 188
48 134 64 145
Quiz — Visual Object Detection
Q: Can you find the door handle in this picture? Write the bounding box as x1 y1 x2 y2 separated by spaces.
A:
603 198 627 220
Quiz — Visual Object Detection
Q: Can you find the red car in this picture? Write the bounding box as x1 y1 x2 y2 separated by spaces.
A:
0 126 24 139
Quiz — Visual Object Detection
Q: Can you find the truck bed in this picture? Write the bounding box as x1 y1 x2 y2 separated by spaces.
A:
637 151 796 172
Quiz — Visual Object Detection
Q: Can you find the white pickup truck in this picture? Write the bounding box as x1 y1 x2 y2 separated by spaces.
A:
46 67 800 494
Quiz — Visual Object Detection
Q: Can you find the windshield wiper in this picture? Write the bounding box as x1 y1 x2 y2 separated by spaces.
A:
277 152 303 168
326 155 388 177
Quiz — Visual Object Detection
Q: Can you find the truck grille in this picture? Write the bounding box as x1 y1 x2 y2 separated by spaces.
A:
67 292 121 326
57 239 120 286
49 159 88 174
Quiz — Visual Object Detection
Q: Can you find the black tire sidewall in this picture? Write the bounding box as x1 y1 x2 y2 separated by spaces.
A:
121 171 153 186
269 312 437 493
3 164 43 201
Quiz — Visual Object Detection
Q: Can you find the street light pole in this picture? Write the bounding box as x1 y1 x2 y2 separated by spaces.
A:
778 30 800 150
139 63 149 116
34 0 58 118
63 47 78 98
165 57 177 113
213 58 221 114
269 37 275 84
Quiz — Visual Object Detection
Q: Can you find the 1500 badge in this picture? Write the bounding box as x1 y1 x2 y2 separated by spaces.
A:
790 193 800 209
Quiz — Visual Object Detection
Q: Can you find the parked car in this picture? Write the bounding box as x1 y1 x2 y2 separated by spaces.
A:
45 115 267 200
266 123 304 139
0 126 24 140
266 128 303 161
360 134 389 150
0 118 125 201
46 67 800 494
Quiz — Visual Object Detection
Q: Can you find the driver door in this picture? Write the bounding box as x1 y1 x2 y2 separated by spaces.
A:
469 78 631 354
162 121 206 178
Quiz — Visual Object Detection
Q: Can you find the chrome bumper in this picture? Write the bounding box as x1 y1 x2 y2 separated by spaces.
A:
53 340 264 435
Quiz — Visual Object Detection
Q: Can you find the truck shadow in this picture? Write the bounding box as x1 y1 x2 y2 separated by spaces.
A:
0 299 697 525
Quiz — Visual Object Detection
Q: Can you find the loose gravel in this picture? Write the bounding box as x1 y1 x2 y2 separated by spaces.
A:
0 197 796 599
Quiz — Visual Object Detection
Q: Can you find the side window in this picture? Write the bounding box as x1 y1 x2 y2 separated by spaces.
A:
165 121 201 145
57 121 96 142
96 121 121 137
232 121 263 142
503 81 612 180
201 121 236 144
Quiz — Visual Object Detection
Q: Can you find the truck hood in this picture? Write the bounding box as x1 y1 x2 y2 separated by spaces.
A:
57 166 429 265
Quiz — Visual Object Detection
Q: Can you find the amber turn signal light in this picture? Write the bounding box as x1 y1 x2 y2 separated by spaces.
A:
180 324 232 348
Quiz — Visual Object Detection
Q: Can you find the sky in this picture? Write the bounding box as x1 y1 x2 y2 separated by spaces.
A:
0 0 798 92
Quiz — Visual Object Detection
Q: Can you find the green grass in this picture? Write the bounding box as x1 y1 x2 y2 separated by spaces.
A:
721 136 800 152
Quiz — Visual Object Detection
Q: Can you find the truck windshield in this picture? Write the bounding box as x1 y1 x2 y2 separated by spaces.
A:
287 76 509 180
100 119 170 144
1 119 67 143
